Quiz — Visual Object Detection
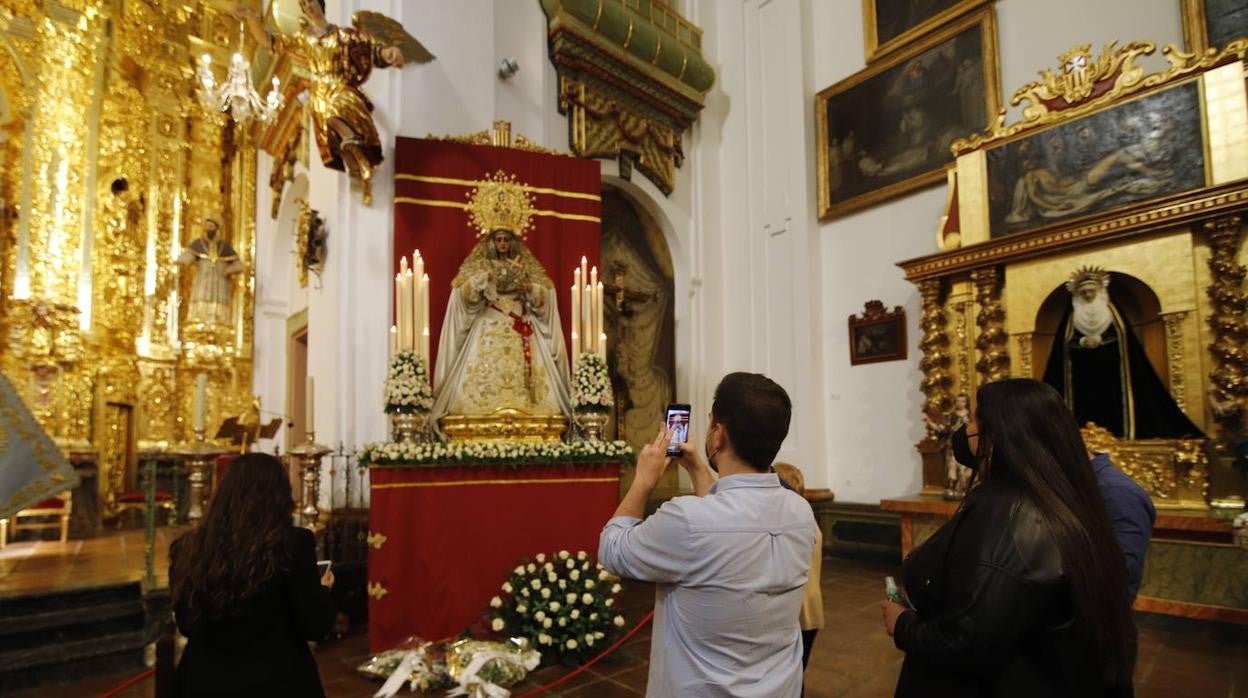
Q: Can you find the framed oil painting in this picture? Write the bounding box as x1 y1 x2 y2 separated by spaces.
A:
1182 0 1248 52
863 0 989 62
817 8 1000 220
849 301 907 366
985 79 1207 239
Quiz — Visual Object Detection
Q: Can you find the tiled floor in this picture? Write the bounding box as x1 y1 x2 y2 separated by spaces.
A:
12 555 1247 697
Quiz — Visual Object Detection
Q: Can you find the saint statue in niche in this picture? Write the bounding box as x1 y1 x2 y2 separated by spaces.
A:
1041 267 1202 440
177 219 244 329
430 227 573 433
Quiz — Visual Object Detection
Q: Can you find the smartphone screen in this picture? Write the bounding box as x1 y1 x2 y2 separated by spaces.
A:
316 560 332 576
665 403 691 456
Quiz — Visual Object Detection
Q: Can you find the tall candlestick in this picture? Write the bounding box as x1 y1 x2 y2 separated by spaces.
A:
580 257 588 294
421 326 430 364
571 274 581 357
581 283 592 355
596 281 605 356
420 273 430 363
394 272 404 351
389 325 397 358
305 375 315 435
414 251 425 339
402 270 415 351
193 374 206 433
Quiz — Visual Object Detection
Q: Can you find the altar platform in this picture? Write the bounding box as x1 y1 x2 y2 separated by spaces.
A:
882 495 1248 624
367 461 622 650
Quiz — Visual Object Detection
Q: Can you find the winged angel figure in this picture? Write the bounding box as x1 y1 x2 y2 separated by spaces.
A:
237 1 434 204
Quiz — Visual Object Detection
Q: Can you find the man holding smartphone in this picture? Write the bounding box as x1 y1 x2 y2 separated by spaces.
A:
599 372 816 697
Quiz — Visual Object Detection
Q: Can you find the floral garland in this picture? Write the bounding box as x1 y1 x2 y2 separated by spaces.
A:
359 438 633 466
384 350 433 414
488 550 626 665
573 354 613 412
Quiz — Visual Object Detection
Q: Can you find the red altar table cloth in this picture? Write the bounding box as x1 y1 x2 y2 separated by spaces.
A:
367 462 621 651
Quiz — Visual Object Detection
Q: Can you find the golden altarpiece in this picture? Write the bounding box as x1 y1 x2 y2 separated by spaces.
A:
0 1 264 519
890 41 1248 620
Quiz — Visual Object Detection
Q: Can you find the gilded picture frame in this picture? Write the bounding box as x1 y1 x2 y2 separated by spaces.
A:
862 0 989 63
1181 0 1248 52
817 7 1001 220
849 301 908 366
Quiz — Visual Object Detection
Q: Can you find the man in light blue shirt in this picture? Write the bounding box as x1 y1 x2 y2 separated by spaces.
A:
599 373 816 697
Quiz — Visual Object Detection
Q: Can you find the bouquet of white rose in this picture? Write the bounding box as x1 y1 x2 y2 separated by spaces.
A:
384 350 433 414
487 550 626 665
573 354 613 412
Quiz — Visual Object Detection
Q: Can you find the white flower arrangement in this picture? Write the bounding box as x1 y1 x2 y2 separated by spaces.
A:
487 550 626 665
572 354 614 412
384 350 433 414
358 438 634 466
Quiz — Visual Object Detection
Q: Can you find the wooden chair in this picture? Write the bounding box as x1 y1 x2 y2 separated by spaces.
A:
8 491 72 544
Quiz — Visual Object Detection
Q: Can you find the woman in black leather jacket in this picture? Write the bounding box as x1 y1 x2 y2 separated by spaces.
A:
882 379 1136 697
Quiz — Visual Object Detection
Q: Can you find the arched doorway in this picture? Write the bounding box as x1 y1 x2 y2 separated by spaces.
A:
601 187 678 496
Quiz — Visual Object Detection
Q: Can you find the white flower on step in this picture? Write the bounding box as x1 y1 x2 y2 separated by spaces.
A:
492 617 505 631
613 615 625 627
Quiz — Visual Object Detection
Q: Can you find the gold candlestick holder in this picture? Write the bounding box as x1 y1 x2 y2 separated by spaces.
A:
176 428 227 524
289 432 331 528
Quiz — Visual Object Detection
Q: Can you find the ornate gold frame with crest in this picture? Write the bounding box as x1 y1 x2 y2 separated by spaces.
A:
862 0 989 63
817 7 1001 220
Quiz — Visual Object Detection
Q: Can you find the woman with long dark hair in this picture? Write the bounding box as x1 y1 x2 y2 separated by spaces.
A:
881 378 1136 697
170 453 335 697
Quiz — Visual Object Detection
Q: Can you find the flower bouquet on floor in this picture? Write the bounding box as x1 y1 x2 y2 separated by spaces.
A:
385 350 433 442
487 550 627 666
356 636 454 695
572 354 613 441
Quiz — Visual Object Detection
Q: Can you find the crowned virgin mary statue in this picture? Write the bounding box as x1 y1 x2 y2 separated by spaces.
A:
430 173 573 441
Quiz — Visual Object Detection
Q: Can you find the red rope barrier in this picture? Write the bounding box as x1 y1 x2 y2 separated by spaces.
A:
514 610 654 698
99 667 154 698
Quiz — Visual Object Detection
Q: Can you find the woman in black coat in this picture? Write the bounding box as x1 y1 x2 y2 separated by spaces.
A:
170 453 336 697
881 379 1137 697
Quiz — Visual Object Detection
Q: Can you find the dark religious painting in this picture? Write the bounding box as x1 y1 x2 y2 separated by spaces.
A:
1182 0 1248 51
865 0 987 61
1205 0 1248 47
818 9 999 219
849 302 907 365
986 80 1207 238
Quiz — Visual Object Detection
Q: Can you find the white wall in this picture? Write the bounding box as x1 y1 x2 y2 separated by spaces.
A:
251 0 1187 507
802 0 1185 502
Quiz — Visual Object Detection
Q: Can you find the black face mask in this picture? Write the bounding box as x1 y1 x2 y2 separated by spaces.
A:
950 424 978 470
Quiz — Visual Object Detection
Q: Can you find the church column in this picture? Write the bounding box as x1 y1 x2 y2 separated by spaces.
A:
971 267 1009 384
1204 215 1247 431
916 277 954 493
917 278 953 424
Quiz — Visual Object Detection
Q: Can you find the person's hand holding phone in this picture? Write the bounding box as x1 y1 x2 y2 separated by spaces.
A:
635 426 675 488
317 560 335 589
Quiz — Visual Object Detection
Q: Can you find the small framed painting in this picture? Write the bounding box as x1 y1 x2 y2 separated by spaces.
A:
863 0 990 62
1181 0 1248 52
849 301 908 366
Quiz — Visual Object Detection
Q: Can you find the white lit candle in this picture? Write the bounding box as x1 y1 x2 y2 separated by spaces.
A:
581 283 592 355
193 373 206 433
305 375 315 435
571 270 581 358
421 326 430 364
389 325 397 358
394 271 406 352
596 280 605 357
420 273 430 363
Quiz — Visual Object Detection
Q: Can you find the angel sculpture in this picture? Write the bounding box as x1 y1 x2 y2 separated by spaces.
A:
238 0 434 204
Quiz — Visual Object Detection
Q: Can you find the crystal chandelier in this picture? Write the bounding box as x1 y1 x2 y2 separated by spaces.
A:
196 27 282 125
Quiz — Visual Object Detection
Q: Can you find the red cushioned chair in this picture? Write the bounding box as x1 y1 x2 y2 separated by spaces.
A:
115 489 177 528
8 491 72 544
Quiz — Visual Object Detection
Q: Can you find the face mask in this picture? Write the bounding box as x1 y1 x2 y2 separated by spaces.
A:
950 424 979 470
705 424 721 473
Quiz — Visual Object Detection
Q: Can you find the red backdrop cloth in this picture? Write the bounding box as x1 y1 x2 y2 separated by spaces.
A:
367 463 621 651
392 137 602 375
